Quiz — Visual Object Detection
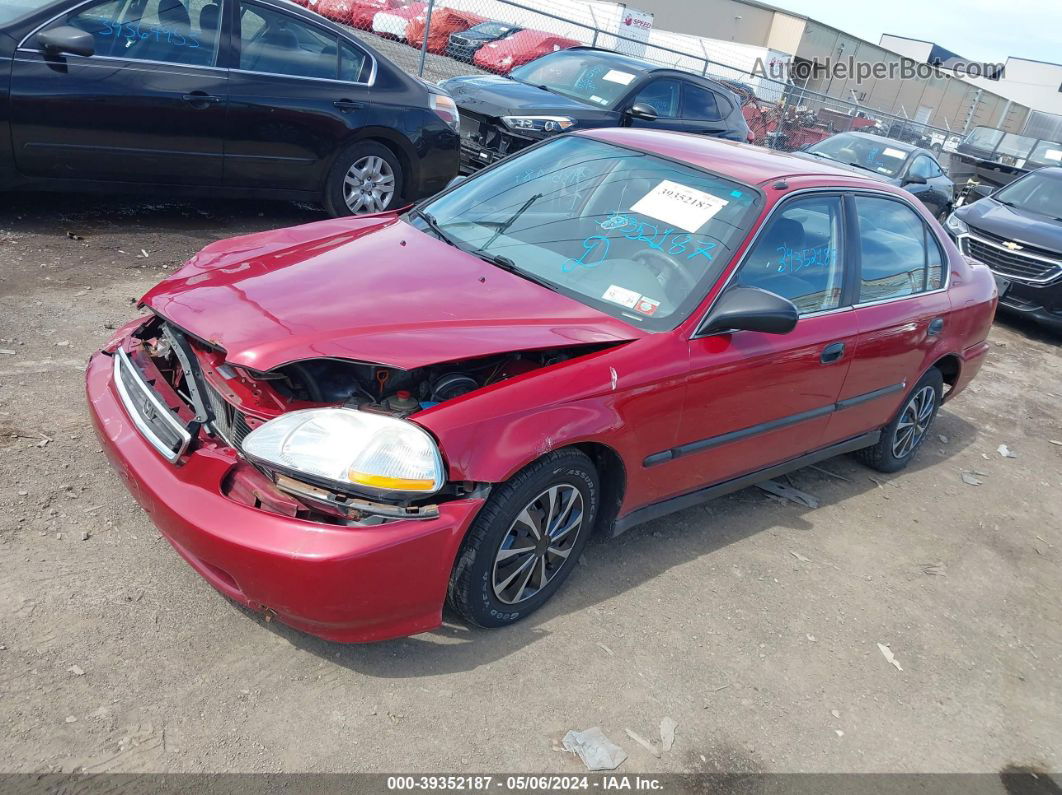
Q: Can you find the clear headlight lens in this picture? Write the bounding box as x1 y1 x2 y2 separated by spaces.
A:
500 115 576 133
242 409 445 496
945 212 968 235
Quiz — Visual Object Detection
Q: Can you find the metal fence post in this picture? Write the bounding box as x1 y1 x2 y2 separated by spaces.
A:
417 0 436 78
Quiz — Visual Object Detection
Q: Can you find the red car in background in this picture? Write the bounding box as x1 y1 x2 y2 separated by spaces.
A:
86 130 996 642
473 29 580 74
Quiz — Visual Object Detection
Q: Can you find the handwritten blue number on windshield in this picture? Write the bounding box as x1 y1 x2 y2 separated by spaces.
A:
561 235 611 273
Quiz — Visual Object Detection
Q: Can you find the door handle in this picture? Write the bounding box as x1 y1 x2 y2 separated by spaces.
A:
333 99 364 112
927 317 945 337
182 92 221 106
820 342 845 364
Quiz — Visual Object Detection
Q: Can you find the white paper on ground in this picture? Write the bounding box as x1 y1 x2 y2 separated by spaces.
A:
562 728 628 771
630 180 729 233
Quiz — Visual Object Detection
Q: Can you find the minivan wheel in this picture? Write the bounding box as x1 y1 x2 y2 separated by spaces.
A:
324 141 402 217
856 367 944 473
447 450 599 629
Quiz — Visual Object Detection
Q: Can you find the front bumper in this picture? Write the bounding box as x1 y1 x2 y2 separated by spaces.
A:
85 349 485 643
457 112 534 172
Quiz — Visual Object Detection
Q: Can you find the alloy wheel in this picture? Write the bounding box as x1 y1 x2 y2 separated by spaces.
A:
343 155 395 214
892 385 936 459
492 485 584 605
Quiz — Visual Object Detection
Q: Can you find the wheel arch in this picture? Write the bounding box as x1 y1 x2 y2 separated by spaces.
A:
570 441 627 536
336 128 420 199
929 352 961 398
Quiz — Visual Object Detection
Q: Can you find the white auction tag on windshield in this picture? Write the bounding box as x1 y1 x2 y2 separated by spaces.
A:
882 147 907 159
631 180 729 233
603 69 635 85
1045 149 1062 162
602 284 641 308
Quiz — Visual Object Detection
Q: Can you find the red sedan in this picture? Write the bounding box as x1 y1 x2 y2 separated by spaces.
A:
86 129 996 642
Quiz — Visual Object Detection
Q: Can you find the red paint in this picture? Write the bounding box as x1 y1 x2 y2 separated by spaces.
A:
88 130 997 642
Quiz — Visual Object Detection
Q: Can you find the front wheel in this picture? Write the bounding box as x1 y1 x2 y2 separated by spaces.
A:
323 141 403 217
447 450 599 629
856 367 943 473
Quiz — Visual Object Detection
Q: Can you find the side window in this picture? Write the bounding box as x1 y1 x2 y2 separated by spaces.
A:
681 83 725 121
632 79 680 119
855 196 937 302
908 156 936 179
339 41 370 83
239 2 340 79
734 196 845 315
42 0 221 66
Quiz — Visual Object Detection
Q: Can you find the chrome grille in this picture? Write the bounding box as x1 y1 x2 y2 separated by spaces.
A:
964 236 1061 283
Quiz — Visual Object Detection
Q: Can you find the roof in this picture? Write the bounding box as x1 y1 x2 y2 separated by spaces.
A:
579 128 896 186
830 131 919 152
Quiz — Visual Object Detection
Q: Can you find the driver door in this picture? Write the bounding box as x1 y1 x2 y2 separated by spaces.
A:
658 194 859 498
9 0 228 185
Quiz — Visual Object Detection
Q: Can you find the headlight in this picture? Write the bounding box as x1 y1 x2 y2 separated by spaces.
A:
945 212 968 235
242 409 445 497
500 115 576 134
430 93 460 132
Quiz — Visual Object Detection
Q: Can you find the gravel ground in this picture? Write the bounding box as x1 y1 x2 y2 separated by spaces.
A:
0 192 1060 777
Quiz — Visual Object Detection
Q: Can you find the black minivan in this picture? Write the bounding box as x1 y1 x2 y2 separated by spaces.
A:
0 0 460 215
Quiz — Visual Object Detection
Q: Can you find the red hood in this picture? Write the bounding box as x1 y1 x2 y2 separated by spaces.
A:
142 214 642 371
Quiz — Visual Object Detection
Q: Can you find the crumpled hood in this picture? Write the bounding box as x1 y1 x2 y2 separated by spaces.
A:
958 197 1062 253
141 214 641 372
440 74 610 119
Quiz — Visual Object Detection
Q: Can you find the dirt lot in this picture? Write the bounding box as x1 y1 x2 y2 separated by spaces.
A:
0 192 1060 777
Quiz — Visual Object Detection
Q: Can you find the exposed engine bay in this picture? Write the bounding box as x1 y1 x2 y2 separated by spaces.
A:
267 349 579 417
125 315 616 525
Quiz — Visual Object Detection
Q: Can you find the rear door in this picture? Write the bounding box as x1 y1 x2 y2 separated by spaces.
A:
9 0 228 185
223 0 373 191
823 193 952 444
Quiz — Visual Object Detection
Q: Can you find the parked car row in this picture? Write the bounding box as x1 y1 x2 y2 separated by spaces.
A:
295 0 578 75
86 127 997 641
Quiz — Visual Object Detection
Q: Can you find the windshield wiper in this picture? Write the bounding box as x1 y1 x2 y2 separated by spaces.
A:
475 252 559 292
408 206 457 247
481 192 542 251
844 161 878 173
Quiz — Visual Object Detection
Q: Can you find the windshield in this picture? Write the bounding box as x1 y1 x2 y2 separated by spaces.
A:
510 51 645 108
963 126 1004 150
1 0 55 26
415 136 762 330
1027 140 1062 168
474 22 514 37
993 171 1062 220
806 134 911 177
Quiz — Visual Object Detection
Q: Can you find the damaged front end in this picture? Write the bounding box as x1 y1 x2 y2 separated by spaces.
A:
113 314 611 527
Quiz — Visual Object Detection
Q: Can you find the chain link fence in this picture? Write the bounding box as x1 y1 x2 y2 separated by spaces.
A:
295 0 965 163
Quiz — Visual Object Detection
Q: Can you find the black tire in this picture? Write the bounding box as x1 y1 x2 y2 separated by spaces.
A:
323 141 403 218
448 450 599 629
856 367 944 473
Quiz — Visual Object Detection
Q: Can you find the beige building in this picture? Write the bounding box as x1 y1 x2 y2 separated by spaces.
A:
633 0 1031 134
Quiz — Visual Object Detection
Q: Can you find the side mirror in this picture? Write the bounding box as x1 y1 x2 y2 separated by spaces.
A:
38 26 95 58
446 175 467 189
696 286 799 337
902 173 928 186
626 102 658 122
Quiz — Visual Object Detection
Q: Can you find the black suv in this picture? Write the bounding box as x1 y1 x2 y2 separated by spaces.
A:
439 47 751 172
0 0 460 215
945 166 1062 331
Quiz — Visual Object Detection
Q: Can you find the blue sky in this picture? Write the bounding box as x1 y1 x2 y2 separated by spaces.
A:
764 0 1060 65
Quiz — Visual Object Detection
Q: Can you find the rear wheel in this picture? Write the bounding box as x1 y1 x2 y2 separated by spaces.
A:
323 141 402 217
856 367 943 473
448 450 598 628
